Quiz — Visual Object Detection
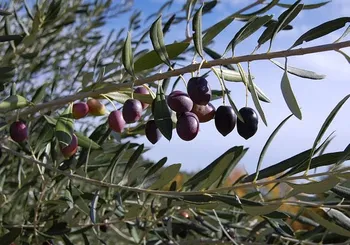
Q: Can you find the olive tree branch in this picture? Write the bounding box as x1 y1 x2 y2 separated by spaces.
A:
8 40 350 122
1 143 350 198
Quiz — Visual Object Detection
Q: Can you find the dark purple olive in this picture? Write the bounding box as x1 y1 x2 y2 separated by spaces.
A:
176 112 199 141
122 99 143 123
108 110 126 133
191 103 215 123
214 105 236 136
187 77 212 105
134 86 150 109
145 120 162 144
10 121 28 142
167 90 193 113
237 107 258 140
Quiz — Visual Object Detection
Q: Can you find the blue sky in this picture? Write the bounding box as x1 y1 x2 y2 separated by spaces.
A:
104 0 350 174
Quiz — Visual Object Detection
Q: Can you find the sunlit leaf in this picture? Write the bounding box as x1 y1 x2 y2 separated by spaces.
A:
75 132 101 150
308 209 350 237
55 104 74 147
0 95 29 112
134 42 190 72
270 59 325 80
281 60 302 120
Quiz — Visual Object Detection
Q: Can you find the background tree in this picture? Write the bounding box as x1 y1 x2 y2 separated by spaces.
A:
1 0 350 244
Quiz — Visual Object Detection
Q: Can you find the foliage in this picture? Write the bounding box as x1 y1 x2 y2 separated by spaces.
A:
0 0 350 244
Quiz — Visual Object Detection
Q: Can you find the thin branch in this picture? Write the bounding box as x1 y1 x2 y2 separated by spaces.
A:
8 40 350 123
1 143 350 199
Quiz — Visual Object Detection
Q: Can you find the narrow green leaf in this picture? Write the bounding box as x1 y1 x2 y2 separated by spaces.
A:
153 83 173 140
183 147 240 188
238 63 267 126
308 209 350 237
61 234 74 245
307 94 350 172
200 147 239 189
192 4 204 58
217 147 248 188
269 1 303 50
0 95 29 112
281 61 302 120
55 104 74 147
134 42 190 72
82 233 90 245
0 228 21 245
202 0 217 14
122 32 135 77
143 157 167 181
277 1 330 10
322 208 350 231
291 17 350 48
150 15 171 67
0 35 24 43
90 190 99 224
0 9 12 16
331 185 350 200
254 114 293 182
120 144 144 184
258 1 302 46
75 132 100 150
242 203 282 216
109 143 130 184
213 67 271 103
202 15 235 46
270 59 325 80
287 176 339 196
148 163 181 190
242 133 333 182
31 83 49 104
225 15 273 56
162 14 176 34
237 0 279 18
276 132 335 178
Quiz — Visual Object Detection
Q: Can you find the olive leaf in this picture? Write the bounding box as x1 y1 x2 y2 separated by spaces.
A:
291 17 350 48
150 15 171 67
122 31 135 77
192 4 204 59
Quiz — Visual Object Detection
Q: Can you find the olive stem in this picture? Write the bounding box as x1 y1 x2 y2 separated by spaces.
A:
100 94 118 111
7 40 350 123
211 66 226 105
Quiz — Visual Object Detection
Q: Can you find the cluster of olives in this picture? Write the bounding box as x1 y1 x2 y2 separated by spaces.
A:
159 76 259 142
8 77 259 155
